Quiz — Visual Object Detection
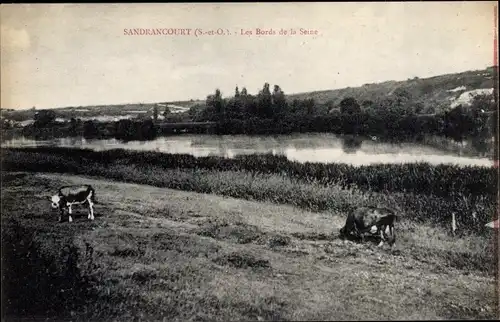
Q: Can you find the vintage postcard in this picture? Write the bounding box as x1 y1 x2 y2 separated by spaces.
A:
1 2 499 321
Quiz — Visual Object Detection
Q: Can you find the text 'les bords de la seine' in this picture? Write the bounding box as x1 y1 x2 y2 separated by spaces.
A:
123 28 320 37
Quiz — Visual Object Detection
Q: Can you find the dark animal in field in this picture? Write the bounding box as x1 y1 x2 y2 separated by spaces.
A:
339 206 397 247
48 185 97 223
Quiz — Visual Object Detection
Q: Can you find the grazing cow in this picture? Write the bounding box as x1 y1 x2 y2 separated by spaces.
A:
48 185 97 222
339 206 397 247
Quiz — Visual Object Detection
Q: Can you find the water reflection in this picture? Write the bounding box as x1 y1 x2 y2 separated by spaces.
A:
1 133 494 167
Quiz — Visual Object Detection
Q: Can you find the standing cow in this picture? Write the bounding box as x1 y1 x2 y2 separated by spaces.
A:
48 185 97 222
339 206 397 247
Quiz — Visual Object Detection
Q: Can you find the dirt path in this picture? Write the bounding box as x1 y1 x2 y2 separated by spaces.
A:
2 172 497 320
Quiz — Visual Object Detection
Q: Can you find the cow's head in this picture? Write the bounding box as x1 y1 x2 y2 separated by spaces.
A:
338 226 346 239
48 195 61 209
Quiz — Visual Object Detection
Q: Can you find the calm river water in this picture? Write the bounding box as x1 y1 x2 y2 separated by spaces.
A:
1 133 494 167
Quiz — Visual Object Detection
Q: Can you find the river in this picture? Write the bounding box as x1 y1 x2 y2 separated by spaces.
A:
1 133 495 167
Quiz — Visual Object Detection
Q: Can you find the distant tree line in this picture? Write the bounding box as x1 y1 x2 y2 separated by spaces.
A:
19 112 209 141
191 83 496 140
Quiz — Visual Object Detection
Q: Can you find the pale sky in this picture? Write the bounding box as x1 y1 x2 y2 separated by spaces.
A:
1 2 497 110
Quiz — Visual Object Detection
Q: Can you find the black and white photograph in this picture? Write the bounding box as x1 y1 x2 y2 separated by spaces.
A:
1 2 499 321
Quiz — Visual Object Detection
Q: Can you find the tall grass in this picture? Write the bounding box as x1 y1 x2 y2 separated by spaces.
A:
2 147 496 197
1 220 99 319
2 148 496 234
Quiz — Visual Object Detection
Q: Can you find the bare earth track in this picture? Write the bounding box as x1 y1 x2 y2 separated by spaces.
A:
1 172 497 321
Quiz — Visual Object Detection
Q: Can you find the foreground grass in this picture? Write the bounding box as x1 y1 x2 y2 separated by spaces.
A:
1 172 498 321
1 148 497 233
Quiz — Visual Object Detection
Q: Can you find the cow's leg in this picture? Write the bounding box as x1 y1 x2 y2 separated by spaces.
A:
354 225 364 242
87 198 95 220
377 225 385 247
389 224 396 247
67 205 73 223
58 209 63 223
382 224 389 240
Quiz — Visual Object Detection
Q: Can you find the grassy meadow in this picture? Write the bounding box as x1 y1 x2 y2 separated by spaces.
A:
1 147 498 320
2 147 497 232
